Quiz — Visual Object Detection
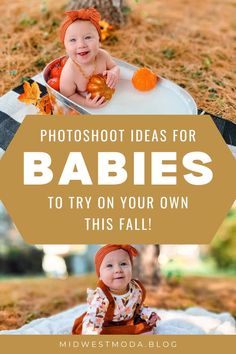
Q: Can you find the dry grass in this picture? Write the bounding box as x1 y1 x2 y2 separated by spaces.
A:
0 0 236 122
147 276 236 316
111 0 236 122
0 0 235 121
0 274 97 330
0 0 65 94
0 274 236 330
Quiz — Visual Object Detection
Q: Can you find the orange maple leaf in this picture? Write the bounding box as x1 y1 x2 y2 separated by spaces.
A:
36 94 52 115
99 20 113 41
18 81 41 105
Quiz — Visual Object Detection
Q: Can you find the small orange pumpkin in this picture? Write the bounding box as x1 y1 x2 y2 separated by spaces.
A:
87 74 115 101
132 67 159 92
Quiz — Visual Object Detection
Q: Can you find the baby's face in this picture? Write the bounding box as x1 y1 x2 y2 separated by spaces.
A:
99 249 132 294
64 20 100 64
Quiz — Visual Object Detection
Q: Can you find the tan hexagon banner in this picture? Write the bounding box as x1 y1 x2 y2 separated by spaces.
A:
0 115 235 244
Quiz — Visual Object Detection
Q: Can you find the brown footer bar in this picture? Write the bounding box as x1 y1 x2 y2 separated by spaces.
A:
1 335 235 354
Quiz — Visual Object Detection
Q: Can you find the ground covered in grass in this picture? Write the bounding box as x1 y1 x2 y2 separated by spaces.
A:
0 274 235 330
0 0 235 121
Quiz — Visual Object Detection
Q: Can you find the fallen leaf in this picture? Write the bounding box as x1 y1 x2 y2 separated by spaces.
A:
36 94 52 115
18 81 41 105
99 20 113 41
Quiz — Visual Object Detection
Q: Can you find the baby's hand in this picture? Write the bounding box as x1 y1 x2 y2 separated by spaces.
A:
85 93 107 108
103 67 120 89
148 312 161 326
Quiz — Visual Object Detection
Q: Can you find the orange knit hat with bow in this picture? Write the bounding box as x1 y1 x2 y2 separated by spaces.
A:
59 8 101 43
95 244 139 276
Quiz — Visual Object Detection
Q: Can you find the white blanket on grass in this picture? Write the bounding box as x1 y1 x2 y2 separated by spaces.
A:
0 305 235 335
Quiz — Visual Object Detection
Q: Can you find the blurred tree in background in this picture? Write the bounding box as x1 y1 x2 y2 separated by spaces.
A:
210 209 236 269
0 204 44 275
133 244 161 285
67 0 129 26
0 246 44 275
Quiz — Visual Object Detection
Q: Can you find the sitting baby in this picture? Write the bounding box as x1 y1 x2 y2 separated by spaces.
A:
59 8 120 108
72 244 161 335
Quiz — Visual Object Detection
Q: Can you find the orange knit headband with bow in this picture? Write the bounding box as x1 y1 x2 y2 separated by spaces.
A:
59 8 101 43
95 244 139 276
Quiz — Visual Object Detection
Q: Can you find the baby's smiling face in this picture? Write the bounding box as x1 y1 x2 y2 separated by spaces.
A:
99 249 132 295
64 20 100 65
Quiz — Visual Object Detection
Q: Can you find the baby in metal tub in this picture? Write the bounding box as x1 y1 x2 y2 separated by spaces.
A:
72 244 161 335
59 8 120 108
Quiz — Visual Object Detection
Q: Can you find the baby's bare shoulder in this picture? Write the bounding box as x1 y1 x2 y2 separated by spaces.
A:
97 49 116 70
98 48 111 60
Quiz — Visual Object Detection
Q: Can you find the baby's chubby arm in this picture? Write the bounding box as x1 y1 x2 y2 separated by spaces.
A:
139 305 161 326
82 288 109 335
59 65 77 99
60 65 107 108
101 50 120 89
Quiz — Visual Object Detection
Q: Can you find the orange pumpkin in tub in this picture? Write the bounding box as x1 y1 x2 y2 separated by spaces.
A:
132 67 159 92
87 74 115 101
